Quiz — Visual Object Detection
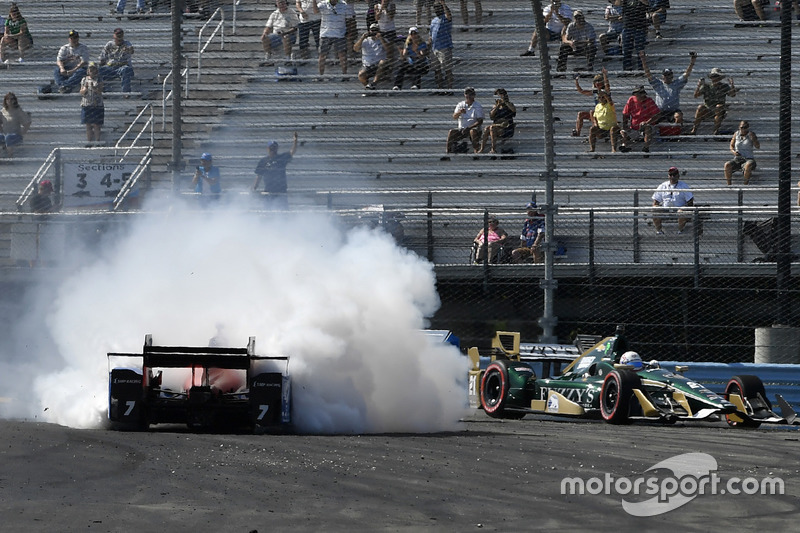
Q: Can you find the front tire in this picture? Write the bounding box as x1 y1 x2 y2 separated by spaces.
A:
480 360 525 419
600 369 641 424
725 375 768 428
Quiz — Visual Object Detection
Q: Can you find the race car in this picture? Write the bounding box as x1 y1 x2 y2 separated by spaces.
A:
472 326 799 427
108 335 291 432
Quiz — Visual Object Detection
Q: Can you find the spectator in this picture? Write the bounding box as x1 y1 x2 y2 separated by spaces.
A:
374 0 397 63
521 0 572 57
600 0 623 59
415 0 433 27
479 88 516 154
640 50 696 126
99 28 135 93
1 3 32 64
0 92 30 157
649 0 670 39
393 26 429 90
262 0 299 62
459 0 482 30
573 69 610 137
355 24 390 89
621 0 648 71
446 86 484 154
54 30 89 94
734 0 768 21
557 10 597 72
473 215 508 263
313 0 348 78
724 121 760 185
689 68 738 135
253 133 299 209
588 91 620 153
512 202 545 264
31 180 55 214
113 0 148 16
652 166 694 234
344 0 358 62
193 153 222 195
430 0 454 92
79 63 104 144
296 0 322 59
620 85 659 153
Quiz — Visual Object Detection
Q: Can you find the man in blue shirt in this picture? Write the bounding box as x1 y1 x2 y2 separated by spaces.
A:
253 132 299 209
193 152 222 196
429 0 453 92
640 50 696 126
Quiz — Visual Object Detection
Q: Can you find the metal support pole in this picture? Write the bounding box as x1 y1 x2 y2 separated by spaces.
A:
775 1 793 325
171 0 185 193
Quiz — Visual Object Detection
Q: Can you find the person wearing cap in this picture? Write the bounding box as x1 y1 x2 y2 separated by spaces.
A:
354 23 389 89
512 202 545 264
479 88 516 154
690 68 737 135
639 49 696 126
253 132 299 209
0 3 32 64
374 0 397 57
262 0 299 62
724 121 760 186
393 26 429 90
573 68 610 137
99 28 135 93
446 86 484 154
556 9 597 72
599 0 623 58
295 0 322 59
652 167 694 235
79 63 104 143
520 0 572 57
31 180 55 214
54 30 90 94
619 85 658 153
430 0 454 92
473 214 508 263
312 0 348 78
193 153 222 196
620 0 647 71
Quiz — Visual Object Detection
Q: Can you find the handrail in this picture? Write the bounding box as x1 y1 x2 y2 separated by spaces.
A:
16 148 59 211
115 104 154 162
197 7 225 82
232 0 242 34
162 64 190 131
112 146 153 211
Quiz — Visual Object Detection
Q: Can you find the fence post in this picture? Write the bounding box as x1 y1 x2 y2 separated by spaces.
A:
426 191 433 262
693 209 701 288
633 190 640 263
589 209 595 283
737 189 744 262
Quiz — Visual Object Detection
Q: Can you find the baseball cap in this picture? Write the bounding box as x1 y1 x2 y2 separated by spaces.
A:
526 201 537 209
709 67 723 78
464 86 476 95
662 68 673 76
68 30 79 38
632 85 646 95
408 26 419 34
267 140 279 150
573 9 584 17
39 180 53 191
200 152 213 161
369 23 380 31
668 166 679 175
113 27 124 35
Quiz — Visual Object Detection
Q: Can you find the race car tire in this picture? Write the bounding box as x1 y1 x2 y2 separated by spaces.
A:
480 360 525 419
600 369 641 424
724 375 768 428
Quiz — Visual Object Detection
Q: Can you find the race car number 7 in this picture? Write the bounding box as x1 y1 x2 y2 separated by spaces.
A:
124 401 136 417
257 404 270 420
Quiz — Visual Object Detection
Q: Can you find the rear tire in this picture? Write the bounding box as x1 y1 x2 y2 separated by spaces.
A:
725 375 768 428
600 369 641 424
480 360 525 419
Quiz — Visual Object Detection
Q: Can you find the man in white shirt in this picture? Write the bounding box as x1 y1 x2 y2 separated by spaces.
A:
295 0 322 59
354 24 389 89
54 30 90 93
262 0 300 61
446 87 484 154
652 166 694 234
313 0 348 77
521 0 573 57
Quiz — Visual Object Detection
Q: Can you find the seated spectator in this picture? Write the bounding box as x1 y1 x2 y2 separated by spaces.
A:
573 69 610 137
393 26 429 90
689 68 737 135
521 0 572 57
193 153 222 195
354 23 390 89
734 0 768 21
724 121 760 185
511 202 545 264
99 28 135 93
446 86 483 154
54 30 89 94
261 0 299 61
0 91 31 157
473 215 508 263
0 3 32 64
652 166 694 234
80 63 104 143
620 85 659 153
479 88 516 154
31 180 55 214
640 50 696 126
557 10 597 72
648 0 670 39
599 0 623 58
588 91 620 153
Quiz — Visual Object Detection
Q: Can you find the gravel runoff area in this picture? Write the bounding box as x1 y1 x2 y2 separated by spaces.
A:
1 412 799 532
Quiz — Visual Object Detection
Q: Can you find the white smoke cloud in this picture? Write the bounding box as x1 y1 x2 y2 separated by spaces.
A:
0 203 470 433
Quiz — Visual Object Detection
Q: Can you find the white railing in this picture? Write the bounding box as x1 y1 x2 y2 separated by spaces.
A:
162 64 190 131
16 148 59 211
112 146 153 211
115 104 155 162
232 0 242 34
197 7 225 82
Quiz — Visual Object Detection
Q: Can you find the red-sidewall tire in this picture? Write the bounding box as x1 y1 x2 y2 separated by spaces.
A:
725 375 767 428
600 369 640 424
481 360 514 418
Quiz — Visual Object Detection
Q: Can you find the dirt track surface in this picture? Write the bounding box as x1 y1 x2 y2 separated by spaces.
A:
2 413 799 532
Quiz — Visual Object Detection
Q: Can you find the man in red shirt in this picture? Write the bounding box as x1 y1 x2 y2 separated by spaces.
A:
620 85 659 153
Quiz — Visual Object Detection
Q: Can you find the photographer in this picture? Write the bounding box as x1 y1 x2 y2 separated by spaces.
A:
192 153 222 196
479 88 516 154
354 23 389 90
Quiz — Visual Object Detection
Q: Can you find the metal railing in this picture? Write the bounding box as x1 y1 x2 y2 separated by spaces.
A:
232 0 242 34
16 148 60 212
197 7 225 82
161 65 190 131
115 104 155 161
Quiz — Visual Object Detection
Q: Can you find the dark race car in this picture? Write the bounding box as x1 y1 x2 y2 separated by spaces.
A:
473 327 798 428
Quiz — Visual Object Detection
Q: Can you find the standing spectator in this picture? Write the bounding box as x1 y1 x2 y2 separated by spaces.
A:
113 0 148 16
313 0 348 78
54 30 89 94
193 153 222 195
521 0 572 57
459 0 482 30
261 0 300 61
588 91 620 153
620 85 659 153
375 0 397 64
1 3 32 64
430 0 454 92
621 0 648 71
473 215 508 263
649 0 670 39
99 28 135 93
479 88 516 154
79 63 104 144
556 10 597 72
446 86 483 154
296 0 322 59
652 167 694 234
393 26 429 90
0 92 31 157
344 0 358 63
689 68 737 135
640 50 696 125
724 121 760 185
354 24 389 89
253 133 299 210
573 69 610 137
600 0 623 58
31 180 55 214
734 0 768 21
512 202 545 264
415 0 433 27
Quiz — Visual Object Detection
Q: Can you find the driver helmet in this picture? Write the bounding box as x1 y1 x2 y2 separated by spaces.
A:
620 351 643 370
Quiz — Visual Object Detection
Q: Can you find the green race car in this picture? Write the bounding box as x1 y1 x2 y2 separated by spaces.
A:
475 327 798 428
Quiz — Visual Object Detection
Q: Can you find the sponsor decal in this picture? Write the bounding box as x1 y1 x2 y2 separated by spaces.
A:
546 394 559 413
